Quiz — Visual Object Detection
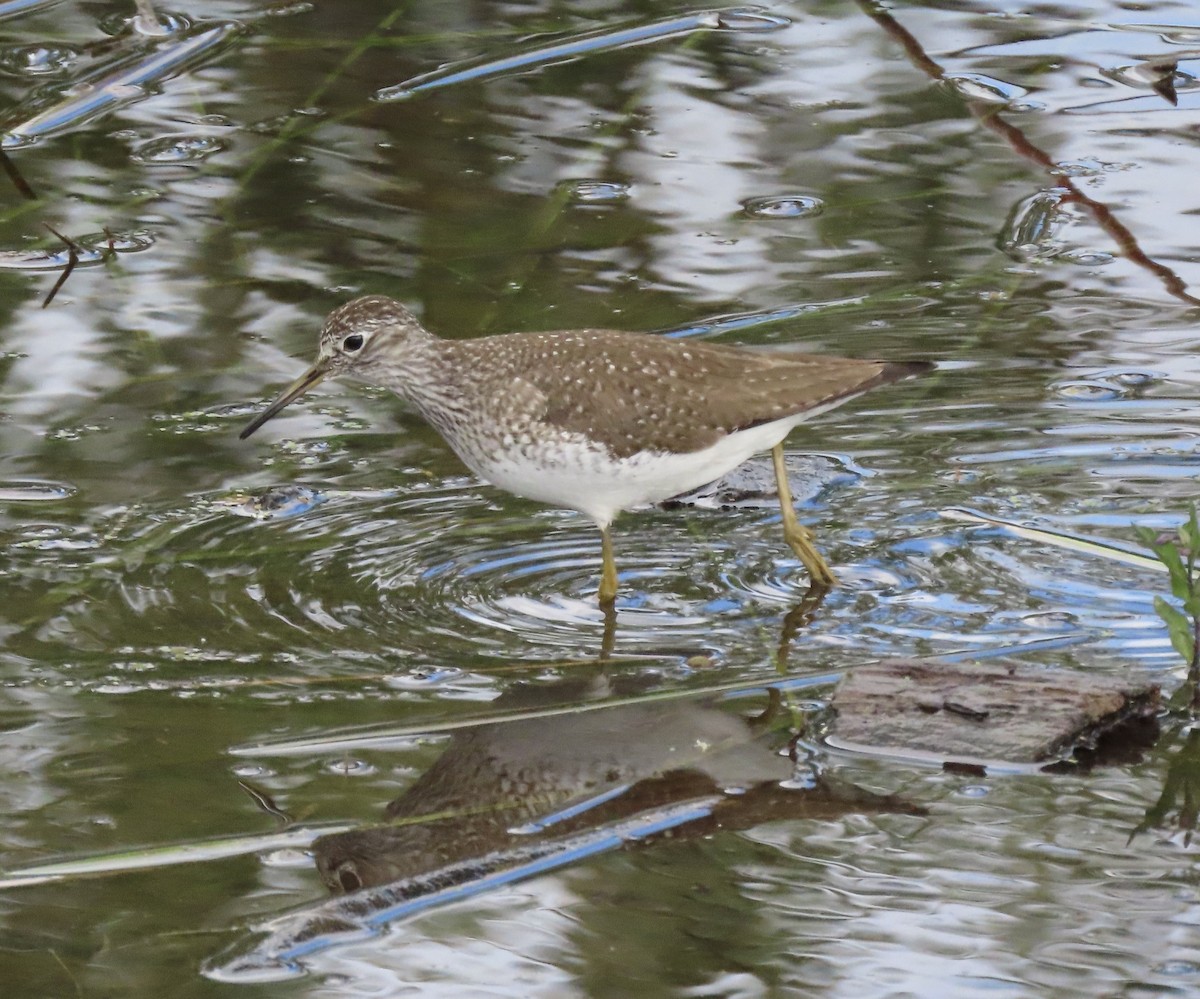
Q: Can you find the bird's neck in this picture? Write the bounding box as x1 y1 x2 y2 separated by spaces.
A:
364 333 468 419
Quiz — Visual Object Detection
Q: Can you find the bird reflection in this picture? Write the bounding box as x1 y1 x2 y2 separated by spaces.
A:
313 673 918 894
207 675 922 980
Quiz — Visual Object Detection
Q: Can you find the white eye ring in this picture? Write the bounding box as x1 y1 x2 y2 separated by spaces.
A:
342 334 364 352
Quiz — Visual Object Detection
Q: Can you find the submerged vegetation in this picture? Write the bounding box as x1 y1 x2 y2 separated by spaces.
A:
1133 506 1200 845
1137 505 1200 713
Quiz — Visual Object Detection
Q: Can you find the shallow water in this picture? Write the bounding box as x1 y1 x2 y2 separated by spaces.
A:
2 0 1200 995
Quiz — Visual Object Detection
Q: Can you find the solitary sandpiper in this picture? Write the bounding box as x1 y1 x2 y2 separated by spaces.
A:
240 296 932 604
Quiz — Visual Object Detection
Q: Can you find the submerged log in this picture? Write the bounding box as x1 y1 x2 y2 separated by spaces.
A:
829 658 1160 768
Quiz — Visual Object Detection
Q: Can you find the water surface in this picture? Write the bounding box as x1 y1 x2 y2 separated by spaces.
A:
2 0 1200 995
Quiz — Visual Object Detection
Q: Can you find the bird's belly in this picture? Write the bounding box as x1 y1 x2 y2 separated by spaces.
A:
465 418 803 527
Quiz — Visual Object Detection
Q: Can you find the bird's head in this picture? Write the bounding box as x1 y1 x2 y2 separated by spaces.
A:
239 295 430 439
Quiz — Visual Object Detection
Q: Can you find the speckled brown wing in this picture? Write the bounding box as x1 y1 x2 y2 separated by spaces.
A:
478 329 913 459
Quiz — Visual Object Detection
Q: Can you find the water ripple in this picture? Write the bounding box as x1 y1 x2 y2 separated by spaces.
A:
0 479 74 501
375 8 790 101
3 474 927 673
1 21 244 148
742 194 824 219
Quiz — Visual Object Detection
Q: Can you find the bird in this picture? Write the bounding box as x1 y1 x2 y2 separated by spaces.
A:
240 295 932 605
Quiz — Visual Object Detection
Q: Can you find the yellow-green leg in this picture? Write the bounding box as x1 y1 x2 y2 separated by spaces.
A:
599 525 619 606
771 443 837 588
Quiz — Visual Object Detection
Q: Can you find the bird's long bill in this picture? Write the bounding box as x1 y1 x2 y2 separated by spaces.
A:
239 362 328 440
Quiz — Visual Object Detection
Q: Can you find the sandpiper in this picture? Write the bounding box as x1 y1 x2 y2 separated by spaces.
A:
240 296 932 604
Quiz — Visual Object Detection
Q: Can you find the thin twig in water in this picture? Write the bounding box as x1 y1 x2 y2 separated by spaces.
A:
0 149 36 201
40 224 80 308
857 0 1200 308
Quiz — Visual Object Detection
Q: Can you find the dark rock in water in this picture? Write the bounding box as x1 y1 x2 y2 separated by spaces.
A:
828 658 1160 769
662 453 855 510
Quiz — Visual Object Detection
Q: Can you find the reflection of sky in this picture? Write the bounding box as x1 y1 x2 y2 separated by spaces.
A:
464 1 1200 321
8 308 113 408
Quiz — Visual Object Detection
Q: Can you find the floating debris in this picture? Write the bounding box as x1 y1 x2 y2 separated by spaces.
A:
829 658 1160 768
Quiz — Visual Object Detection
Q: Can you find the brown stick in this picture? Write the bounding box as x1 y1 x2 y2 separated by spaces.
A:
857 0 1200 308
40 224 80 308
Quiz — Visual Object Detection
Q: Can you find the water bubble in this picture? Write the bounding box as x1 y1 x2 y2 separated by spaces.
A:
231 763 276 778
0 480 75 502
943 73 1028 105
1058 249 1114 266
1048 379 1125 401
98 10 191 36
1051 159 1112 178
321 758 376 777
958 784 990 797
133 135 228 164
0 45 79 77
1096 369 1163 388
560 179 630 204
741 195 823 219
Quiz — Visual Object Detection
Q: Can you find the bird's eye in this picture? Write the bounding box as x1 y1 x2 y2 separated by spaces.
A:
342 334 364 352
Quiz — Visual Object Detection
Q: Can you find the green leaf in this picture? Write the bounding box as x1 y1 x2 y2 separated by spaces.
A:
1153 541 1191 600
1155 596 1196 664
1184 502 1200 549
1186 503 1200 578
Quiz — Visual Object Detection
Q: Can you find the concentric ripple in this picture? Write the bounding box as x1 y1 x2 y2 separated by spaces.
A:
336 504 824 656
1 468 900 680
3 447 1179 688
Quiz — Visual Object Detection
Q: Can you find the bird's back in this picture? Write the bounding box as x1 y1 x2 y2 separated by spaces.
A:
448 328 928 459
